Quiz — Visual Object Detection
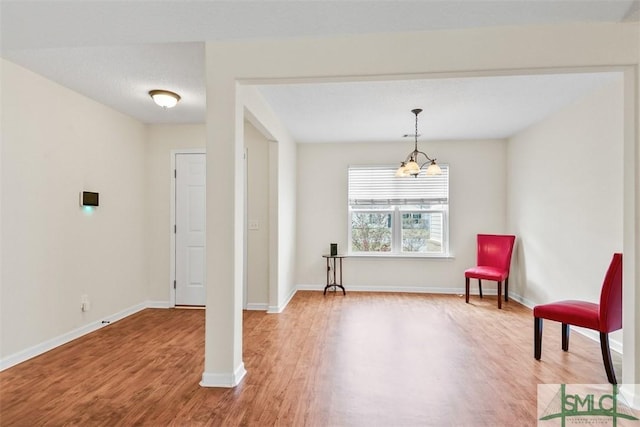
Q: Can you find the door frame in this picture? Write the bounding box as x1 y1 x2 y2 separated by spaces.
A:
170 148 206 307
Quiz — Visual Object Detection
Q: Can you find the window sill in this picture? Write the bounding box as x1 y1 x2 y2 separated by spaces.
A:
346 253 454 260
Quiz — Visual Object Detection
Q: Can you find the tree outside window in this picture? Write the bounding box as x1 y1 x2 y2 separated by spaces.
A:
348 165 449 256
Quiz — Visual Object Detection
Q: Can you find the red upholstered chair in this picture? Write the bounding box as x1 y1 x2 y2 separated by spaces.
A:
533 253 623 384
464 234 516 309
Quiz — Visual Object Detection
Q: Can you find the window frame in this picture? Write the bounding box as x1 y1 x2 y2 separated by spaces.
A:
347 165 450 258
348 208 394 253
398 207 448 255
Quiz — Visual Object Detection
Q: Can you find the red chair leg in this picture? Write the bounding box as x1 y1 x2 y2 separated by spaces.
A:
534 317 542 359
465 277 470 303
497 281 502 309
600 332 617 384
504 277 509 302
562 324 569 351
478 279 483 298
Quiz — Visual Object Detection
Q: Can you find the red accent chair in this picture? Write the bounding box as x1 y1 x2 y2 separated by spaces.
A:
533 253 623 384
464 234 516 309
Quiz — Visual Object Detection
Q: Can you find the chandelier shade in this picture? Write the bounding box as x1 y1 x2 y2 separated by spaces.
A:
396 109 441 178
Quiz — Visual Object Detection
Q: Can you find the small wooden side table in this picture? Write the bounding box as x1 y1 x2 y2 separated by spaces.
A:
322 254 346 295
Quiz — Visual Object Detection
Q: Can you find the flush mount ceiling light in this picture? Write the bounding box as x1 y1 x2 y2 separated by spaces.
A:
395 108 442 177
148 89 181 109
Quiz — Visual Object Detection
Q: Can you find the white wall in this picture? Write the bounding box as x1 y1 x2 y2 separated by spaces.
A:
244 121 270 307
145 124 206 303
508 78 623 303
296 139 507 291
0 59 147 360
508 78 624 343
145 123 270 308
240 86 298 313
276 121 297 310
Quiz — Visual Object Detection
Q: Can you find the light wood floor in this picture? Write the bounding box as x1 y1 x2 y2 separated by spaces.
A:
0 291 622 426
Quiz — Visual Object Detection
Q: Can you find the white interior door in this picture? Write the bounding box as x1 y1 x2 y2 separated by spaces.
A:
175 153 206 306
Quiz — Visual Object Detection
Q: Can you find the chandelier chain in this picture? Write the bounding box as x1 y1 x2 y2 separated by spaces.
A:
395 108 441 177
414 110 419 152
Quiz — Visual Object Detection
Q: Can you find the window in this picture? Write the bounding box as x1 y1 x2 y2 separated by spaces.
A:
348 165 449 256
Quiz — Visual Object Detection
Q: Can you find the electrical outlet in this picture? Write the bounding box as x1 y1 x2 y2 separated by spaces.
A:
80 294 90 312
248 220 259 231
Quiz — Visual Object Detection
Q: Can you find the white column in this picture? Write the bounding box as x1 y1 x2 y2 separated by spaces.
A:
200 61 246 387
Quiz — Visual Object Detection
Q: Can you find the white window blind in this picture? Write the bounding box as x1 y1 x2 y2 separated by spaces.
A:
348 165 449 206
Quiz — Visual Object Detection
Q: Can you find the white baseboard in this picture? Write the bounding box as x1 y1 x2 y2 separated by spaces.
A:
200 363 247 388
267 286 297 314
505 293 536 309
245 303 268 311
568 327 623 355
298 284 466 294
147 300 171 309
620 384 640 410
296 284 324 292
0 300 168 371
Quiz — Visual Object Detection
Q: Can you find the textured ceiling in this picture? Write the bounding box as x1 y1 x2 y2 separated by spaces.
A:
258 72 622 143
3 1 638 49
1 1 638 142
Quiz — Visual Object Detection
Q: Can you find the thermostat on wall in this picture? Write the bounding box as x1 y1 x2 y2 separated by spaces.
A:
80 191 99 207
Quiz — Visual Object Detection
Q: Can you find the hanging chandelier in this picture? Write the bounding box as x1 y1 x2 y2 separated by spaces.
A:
395 108 441 177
